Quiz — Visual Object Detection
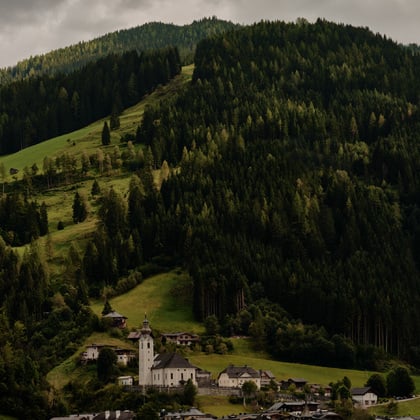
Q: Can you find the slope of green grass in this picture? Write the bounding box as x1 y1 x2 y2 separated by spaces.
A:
90 269 203 334
0 65 194 281
0 64 194 180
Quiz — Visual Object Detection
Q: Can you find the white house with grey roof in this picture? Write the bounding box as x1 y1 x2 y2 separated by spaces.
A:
217 365 261 389
138 315 198 387
351 387 378 407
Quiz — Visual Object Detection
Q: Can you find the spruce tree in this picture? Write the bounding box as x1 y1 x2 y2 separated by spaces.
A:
101 121 111 146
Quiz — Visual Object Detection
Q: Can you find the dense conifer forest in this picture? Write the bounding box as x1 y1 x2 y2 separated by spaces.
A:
129 19 420 362
2 17 420 418
0 46 181 154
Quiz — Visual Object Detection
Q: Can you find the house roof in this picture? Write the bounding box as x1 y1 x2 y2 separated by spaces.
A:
164 407 206 417
162 332 198 337
288 378 308 383
152 352 196 370
93 411 134 420
260 369 275 378
351 387 374 396
127 331 141 340
218 365 260 379
102 311 127 319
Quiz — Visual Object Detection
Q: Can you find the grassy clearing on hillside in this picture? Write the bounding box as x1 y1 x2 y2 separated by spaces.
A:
0 66 193 281
90 269 203 334
47 332 136 390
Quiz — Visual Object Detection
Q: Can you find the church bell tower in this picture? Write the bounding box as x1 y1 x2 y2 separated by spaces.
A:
138 314 154 386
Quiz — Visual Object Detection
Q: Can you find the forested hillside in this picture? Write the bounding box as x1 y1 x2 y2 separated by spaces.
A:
110 19 420 364
0 46 181 154
2 18 420 418
0 17 238 84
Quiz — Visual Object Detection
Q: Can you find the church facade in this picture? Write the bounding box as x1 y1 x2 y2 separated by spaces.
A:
138 316 198 387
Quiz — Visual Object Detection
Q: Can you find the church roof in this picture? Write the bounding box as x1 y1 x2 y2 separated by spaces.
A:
152 352 196 370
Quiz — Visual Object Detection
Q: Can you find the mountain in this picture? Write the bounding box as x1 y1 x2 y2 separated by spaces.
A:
136 19 420 364
0 17 239 84
1 17 420 419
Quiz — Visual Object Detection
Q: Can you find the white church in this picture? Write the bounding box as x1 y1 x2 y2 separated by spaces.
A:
138 315 198 387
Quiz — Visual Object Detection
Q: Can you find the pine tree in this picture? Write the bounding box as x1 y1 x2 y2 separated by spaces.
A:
39 202 48 236
101 121 111 146
72 191 88 223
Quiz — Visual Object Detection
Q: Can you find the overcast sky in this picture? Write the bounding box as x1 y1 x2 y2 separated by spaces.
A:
0 0 419 68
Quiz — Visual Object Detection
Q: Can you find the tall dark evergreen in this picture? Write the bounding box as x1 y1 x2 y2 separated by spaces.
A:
101 122 111 146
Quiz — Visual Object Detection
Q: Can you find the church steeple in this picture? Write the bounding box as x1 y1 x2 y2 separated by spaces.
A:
138 314 154 386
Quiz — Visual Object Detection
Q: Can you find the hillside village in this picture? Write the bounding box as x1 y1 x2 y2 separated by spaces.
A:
52 313 383 420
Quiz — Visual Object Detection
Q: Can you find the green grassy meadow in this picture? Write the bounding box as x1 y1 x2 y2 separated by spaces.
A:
90 269 203 334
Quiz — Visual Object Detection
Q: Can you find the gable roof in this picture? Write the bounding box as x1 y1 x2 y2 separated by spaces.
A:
102 311 127 319
288 377 308 383
152 352 196 370
260 369 275 378
351 387 374 396
218 365 260 379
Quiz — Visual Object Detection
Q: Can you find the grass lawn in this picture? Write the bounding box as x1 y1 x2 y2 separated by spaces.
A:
189 341 373 387
369 397 420 417
196 395 243 417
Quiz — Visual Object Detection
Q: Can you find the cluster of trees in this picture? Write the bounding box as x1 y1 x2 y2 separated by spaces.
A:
0 17 238 84
0 46 181 154
129 20 420 362
0 193 48 245
0 240 98 418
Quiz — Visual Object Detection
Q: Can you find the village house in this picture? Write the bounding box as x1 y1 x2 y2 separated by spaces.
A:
117 376 134 386
161 407 211 419
280 377 308 391
259 369 277 388
115 348 136 366
161 332 200 346
102 311 127 329
50 410 135 420
81 344 135 366
217 365 261 389
81 344 116 362
351 387 378 407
